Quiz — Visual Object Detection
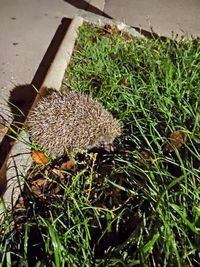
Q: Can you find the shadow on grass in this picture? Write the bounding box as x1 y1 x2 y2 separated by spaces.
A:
9 144 148 265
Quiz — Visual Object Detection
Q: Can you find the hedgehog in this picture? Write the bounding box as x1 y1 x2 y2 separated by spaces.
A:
26 89 122 158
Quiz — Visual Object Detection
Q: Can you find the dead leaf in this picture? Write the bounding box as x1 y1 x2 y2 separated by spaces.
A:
164 130 187 153
54 183 61 194
15 196 25 209
0 126 8 136
59 172 65 183
31 178 48 196
88 74 93 81
0 116 8 136
140 150 152 160
32 150 49 164
61 159 75 170
121 78 128 86
104 24 115 34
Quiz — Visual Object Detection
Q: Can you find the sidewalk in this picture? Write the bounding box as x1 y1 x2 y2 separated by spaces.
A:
105 0 200 37
0 0 78 123
0 0 199 124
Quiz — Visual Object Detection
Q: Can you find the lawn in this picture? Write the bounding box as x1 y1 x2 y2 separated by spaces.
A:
0 23 200 266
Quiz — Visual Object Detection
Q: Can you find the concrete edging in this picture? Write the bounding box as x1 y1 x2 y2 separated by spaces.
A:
0 14 144 220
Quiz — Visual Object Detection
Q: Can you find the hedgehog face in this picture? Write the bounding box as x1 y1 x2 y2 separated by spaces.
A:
86 135 116 152
99 140 115 152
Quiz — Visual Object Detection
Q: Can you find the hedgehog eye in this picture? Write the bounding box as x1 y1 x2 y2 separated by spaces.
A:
99 142 105 147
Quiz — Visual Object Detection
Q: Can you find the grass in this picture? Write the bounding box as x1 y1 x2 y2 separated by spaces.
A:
0 23 200 266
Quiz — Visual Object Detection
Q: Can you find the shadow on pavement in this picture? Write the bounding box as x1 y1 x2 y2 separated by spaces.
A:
64 0 167 40
64 0 112 18
0 18 72 183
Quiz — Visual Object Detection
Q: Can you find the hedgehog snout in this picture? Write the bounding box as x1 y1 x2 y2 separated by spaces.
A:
102 143 114 152
96 136 116 152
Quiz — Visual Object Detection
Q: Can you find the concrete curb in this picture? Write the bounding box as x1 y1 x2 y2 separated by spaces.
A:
79 10 144 38
0 16 84 220
0 14 144 220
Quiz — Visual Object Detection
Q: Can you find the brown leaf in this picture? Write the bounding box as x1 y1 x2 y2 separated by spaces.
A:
104 24 115 34
61 159 75 170
31 150 49 164
121 78 128 86
59 173 65 183
15 196 25 209
164 130 187 153
0 126 8 136
54 183 61 194
140 150 152 160
31 178 48 196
